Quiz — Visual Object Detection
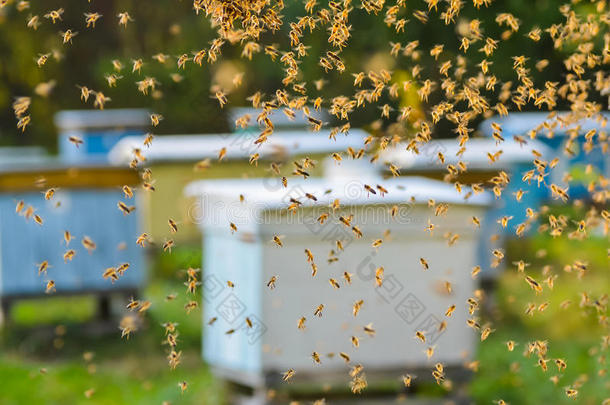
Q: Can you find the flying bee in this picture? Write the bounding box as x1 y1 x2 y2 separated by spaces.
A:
68 136 83 148
60 29 78 44
63 249 76 262
15 200 25 214
136 233 149 247
45 280 56 294
314 304 324 317
37 260 50 275
445 304 456 317
168 219 178 234
282 369 295 381
272 235 283 247
33 214 43 225
162 239 174 253
117 201 135 215
363 323 376 336
312 351 321 364
184 300 198 314
351 336 359 347
297 317 306 330
126 297 139 311
102 267 118 283
525 275 543 294
419 257 429 271
415 331 426 343
267 275 278 289
36 53 50 67
150 114 163 127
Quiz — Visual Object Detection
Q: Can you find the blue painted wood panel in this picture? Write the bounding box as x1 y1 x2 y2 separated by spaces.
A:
0 189 145 297
202 233 263 374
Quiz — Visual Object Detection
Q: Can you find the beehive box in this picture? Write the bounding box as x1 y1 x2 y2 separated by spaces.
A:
379 138 551 278
186 175 490 391
0 163 145 308
109 129 369 243
479 111 610 199
55 109 149 163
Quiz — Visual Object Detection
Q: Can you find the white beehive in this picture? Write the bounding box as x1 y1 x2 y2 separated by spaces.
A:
186 175 490 390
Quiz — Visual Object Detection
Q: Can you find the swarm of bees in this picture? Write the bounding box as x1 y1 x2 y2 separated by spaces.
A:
5 0 610 403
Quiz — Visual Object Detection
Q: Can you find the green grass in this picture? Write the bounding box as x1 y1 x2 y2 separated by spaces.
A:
469 234 610 405
0 279 225 405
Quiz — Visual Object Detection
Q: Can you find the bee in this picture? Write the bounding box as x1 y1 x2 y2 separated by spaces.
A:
525 275 543 294
126 298 139 311
60 30 78 44
15 200 25 214
117 12 134 27
402 374 415 387
102 267 118 283
33 214 43 225
150 114 163 127
136 233 149 247
36 53 50 68
84 12 103 28
214 91 228 108
184 300 198 314
312 351 321 364
63 249 76 262
37 260 50 275
178 381 188 393
272 235 283 247
267 275 278 289
363 323 376 336
68 136 84 148
297 317 306 330
419 257 429 271
168 219 178 234
481 327 494 341
445 305 456 317
375 266 384 287
329 278 340 289
415 331 426 343
282 369 295 382
45 280 56 294
162 239 174 253
117 201 135 215
314 304 324 317
44 8 64 23
249 153 259 166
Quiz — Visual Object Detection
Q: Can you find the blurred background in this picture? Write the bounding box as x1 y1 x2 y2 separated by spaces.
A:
0 0 608 404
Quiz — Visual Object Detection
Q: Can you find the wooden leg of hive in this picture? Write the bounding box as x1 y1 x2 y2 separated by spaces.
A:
97 295 111 321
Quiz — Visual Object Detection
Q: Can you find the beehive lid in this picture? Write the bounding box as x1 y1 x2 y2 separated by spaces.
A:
479 111 610 138
380 138 551 170
227 107 329 130
185 176 490 232
108 129 369 165
54 109 150 131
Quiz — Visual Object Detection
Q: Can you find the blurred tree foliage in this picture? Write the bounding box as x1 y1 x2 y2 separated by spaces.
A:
0 0 603 151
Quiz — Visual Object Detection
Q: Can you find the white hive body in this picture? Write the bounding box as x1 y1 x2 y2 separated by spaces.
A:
186 175 490 388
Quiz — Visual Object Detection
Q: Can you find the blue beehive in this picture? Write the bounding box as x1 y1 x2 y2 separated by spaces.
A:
479 111 610 200
55 109 150 163
0 159 145 319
